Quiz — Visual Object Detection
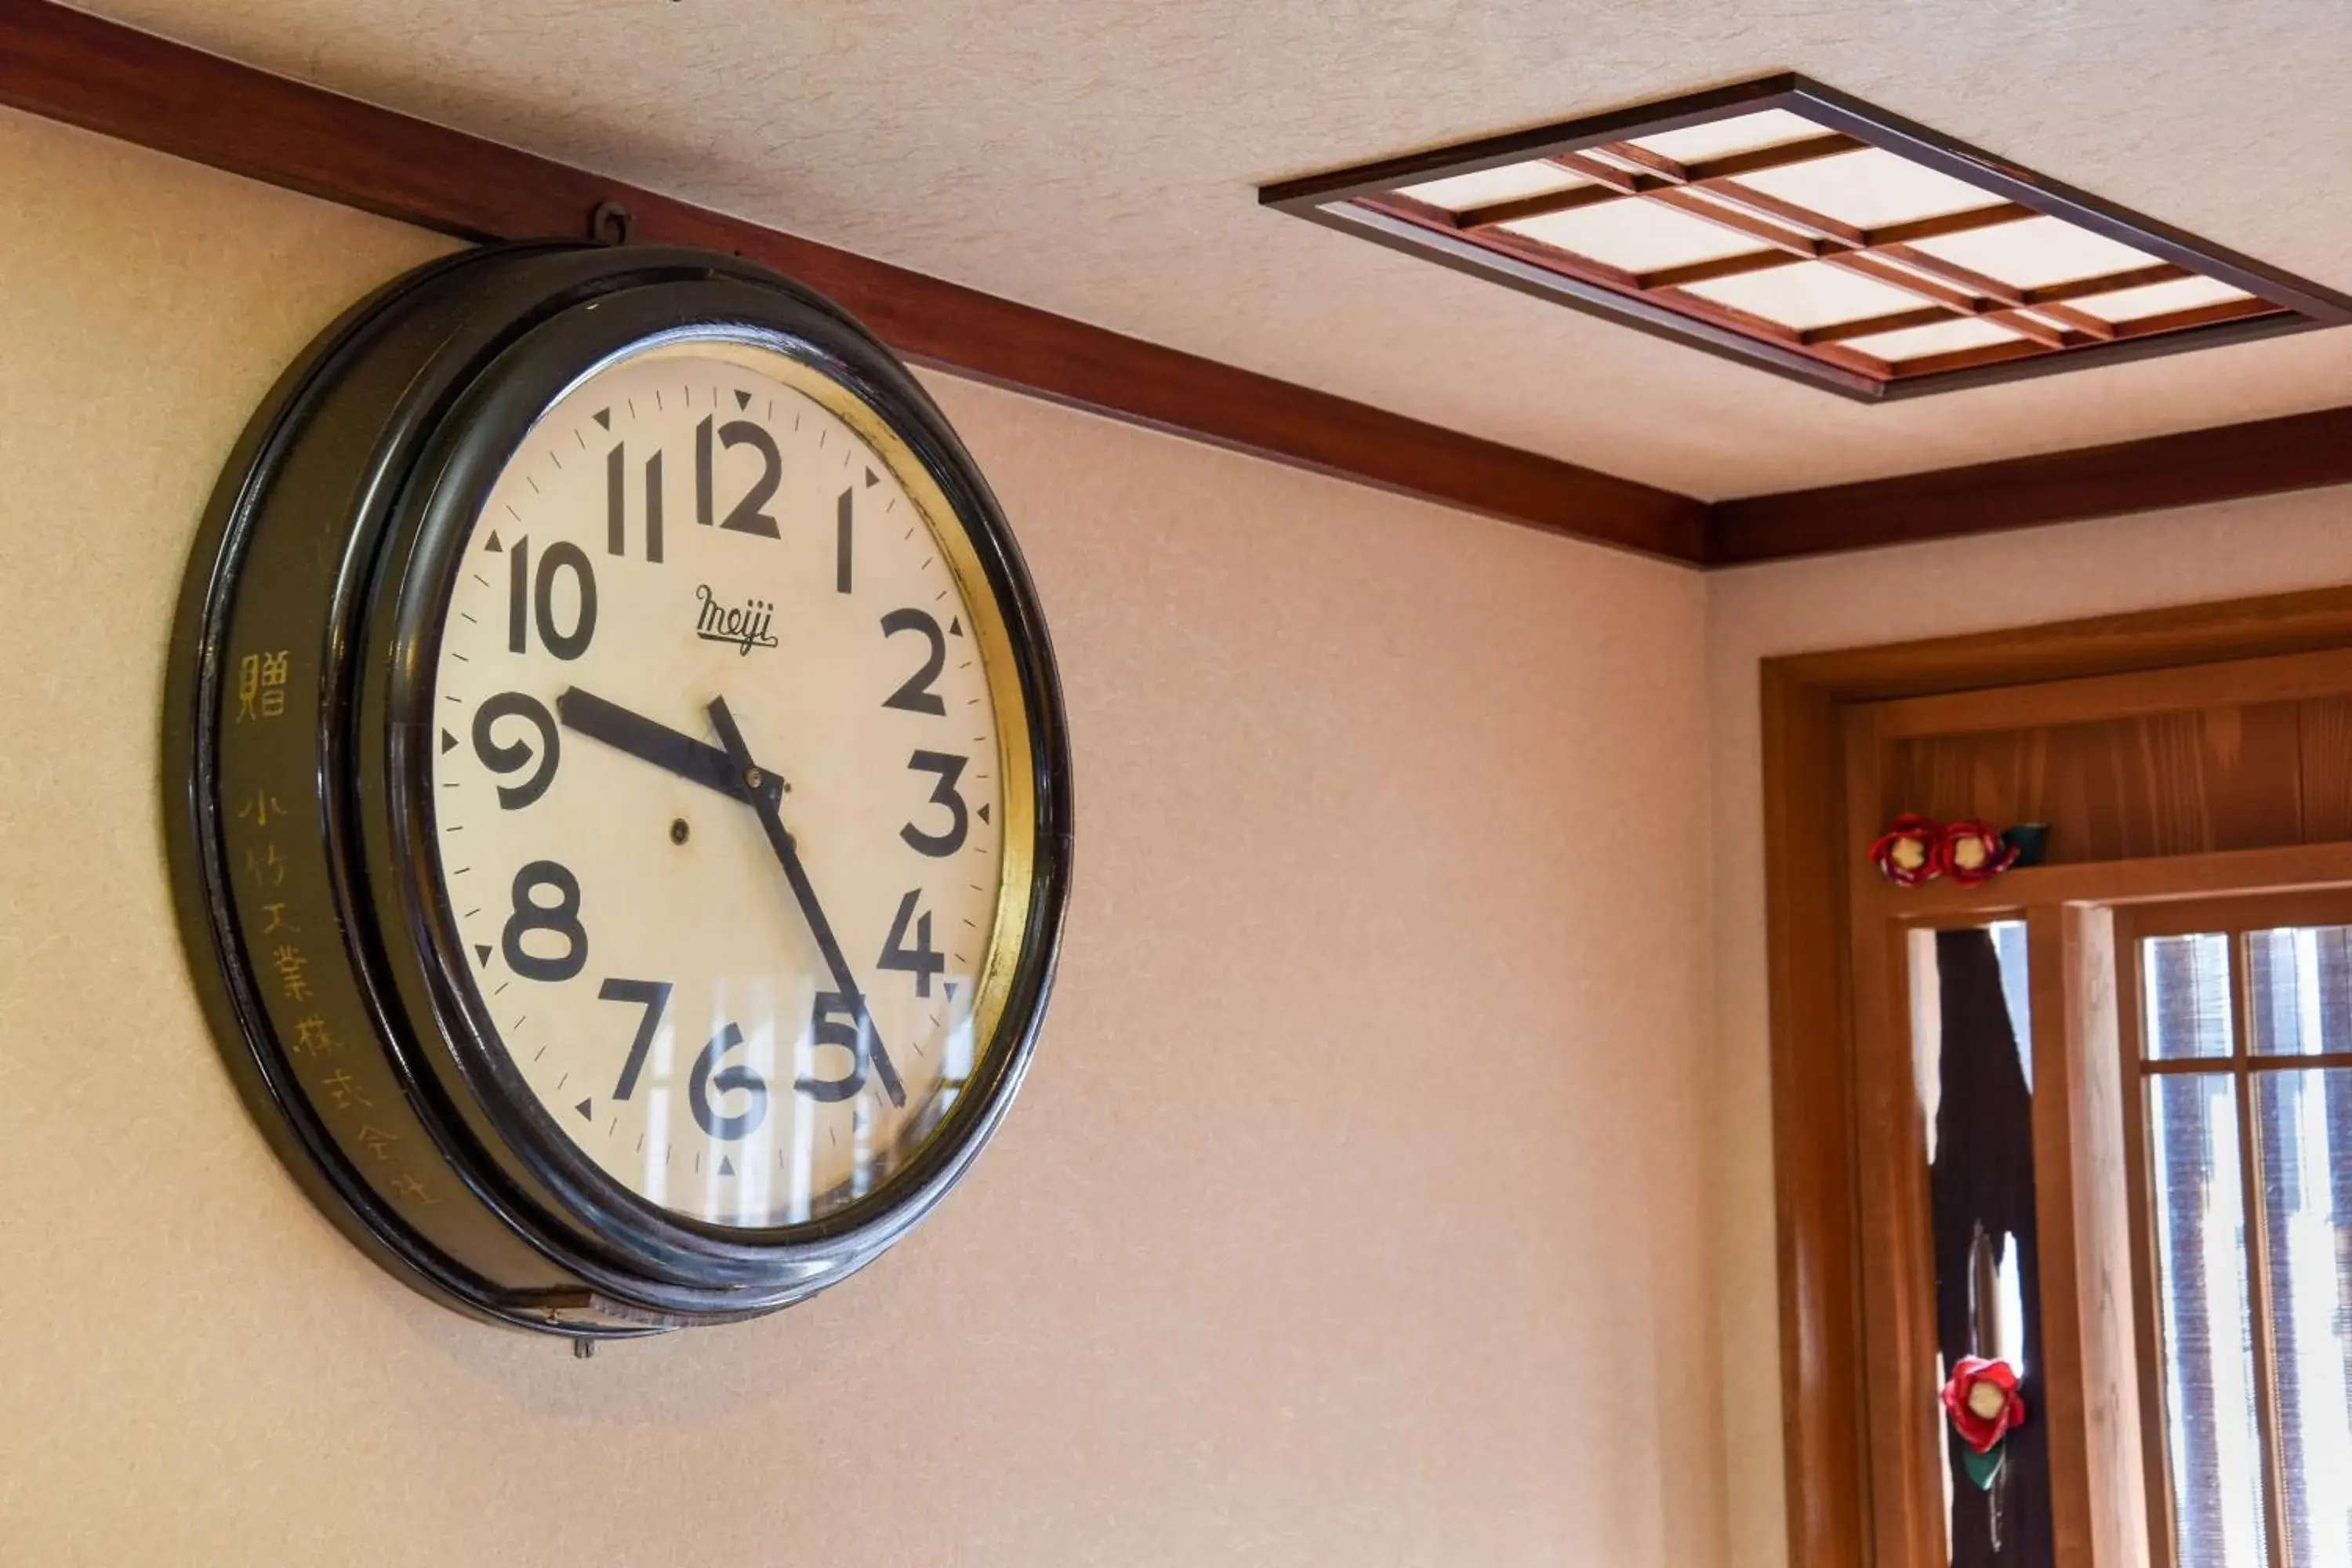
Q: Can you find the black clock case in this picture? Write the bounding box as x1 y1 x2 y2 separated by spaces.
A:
164 243 1074 1339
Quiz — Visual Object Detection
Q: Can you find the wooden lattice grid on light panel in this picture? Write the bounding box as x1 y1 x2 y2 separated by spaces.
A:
1261 76 2352 401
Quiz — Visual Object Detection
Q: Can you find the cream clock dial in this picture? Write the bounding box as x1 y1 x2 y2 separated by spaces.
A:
430 340 1007 1227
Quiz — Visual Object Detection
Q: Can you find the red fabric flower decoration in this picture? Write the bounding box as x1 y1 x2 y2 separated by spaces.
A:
1940 1356 2027 1454
1870 815 1943 886
1937 820 2020 887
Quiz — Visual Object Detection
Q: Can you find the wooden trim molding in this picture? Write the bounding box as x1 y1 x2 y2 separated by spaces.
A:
0 0 1707 562
2 0 2349 564
1759 660 1871 1568
1760 583 2352 1568
1711 404 2352 563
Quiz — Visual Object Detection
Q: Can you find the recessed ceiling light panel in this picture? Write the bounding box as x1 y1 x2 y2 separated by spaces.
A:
1261 75 2352 401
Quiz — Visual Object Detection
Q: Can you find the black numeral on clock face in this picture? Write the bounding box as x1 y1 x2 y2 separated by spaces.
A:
800 992 907 1107
877 890 946 997
502 860 586 982
605 443 665 562
901 751 969 856
470 691 560 808
597 978 672 1100
880 608 947 715
696 416 782 537
506 536 598 660
835 486 854 593
690 1022 771 1139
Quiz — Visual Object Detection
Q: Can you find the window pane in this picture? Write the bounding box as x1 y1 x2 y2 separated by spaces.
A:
2256 1069 2352 1568
2246 924 2352 1058
2146 933 2235 1060
2149 1073 2270 1568
1991 920 2033 1091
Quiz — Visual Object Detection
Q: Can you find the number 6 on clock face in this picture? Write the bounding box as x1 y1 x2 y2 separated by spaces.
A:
429 336 1029 1229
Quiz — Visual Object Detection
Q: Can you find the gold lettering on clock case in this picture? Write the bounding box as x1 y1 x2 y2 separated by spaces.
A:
270 944 310 1002
236 789 289 827
390 1173 438 1207
317 1068 370 1110
223 636 452 1225
289 1014 339 1058
234 649 291 722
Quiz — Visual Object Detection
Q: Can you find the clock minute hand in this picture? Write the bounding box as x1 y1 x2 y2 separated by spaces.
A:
706 696 906 1109
556 687 771 804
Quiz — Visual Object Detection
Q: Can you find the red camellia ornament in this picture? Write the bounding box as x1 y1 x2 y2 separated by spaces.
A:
1937 820 2020 887
1940 1356 2027 1454
1870 814 1944 886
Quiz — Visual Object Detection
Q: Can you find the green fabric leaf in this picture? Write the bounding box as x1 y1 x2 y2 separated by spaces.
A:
1958 1440 2005 1491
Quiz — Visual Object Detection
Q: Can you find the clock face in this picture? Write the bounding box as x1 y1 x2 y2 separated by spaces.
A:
426 333 1029 1229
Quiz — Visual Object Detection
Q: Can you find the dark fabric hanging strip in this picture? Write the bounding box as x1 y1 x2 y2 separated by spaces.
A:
1930 928 2056 1567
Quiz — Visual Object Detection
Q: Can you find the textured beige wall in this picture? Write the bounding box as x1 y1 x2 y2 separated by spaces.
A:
1706 487 2352 1568
0 108 1720 1566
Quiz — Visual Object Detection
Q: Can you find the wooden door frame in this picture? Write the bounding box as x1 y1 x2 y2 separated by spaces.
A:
1759 583 2352 1568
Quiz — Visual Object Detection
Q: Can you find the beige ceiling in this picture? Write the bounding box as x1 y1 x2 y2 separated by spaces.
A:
77 0 2352 499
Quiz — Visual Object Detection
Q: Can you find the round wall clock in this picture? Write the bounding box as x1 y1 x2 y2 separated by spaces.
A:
165 244 1073 1342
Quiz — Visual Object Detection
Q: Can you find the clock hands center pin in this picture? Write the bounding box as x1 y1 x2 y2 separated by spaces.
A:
556 688 782 807
706 696 906 1109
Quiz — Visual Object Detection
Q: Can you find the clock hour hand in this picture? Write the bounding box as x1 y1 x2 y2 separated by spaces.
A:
706 695 906 1109
556 688 775 804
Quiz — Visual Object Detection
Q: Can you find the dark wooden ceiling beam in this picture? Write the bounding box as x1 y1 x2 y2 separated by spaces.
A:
1882 334 2053 379
1709 404 2352 564
1872 243 2024 307
2113 295 2279 336
1648 186 1832 260
1980 308 2067 349
1688 132 1865 183
1454 181 1621 229
1864 202 2037 245
1592 140 1690 182
2031 301 2117 341
0 0 1710 561
1822 250 1998 316
1798 305 1954 345
1548 149 1664 195
2026 263 2189 306
1698 180 1867 248
1639 247 1806 289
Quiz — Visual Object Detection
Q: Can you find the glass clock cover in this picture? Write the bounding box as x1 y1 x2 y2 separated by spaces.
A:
428 334 1025 1229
